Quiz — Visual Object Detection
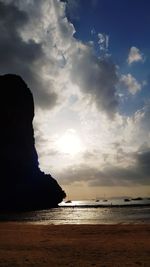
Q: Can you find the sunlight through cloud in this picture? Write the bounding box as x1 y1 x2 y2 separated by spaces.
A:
56 129 83 155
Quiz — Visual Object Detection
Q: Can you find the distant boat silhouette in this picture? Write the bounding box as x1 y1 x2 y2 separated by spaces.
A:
131 197 143 201
124 198 130 202
65 200 72 203
102 194 107 202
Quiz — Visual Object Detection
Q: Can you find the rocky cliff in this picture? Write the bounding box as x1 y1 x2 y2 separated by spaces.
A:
0 74 66 211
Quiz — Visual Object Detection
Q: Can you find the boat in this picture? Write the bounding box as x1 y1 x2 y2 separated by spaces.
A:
65 200 72 203
124 198 130 202
131 197 143 201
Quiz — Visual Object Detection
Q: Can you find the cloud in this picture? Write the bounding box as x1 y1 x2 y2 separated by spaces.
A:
1 0 149 195
0 0 119 119
127 46 144 65
55 103 150 187
120 74 142 95
0 1 59 109
98 33 109 53
59 147 150 187
70 43 118 117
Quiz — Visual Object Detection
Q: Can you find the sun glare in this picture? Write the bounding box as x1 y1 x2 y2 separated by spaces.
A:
57 129 82 155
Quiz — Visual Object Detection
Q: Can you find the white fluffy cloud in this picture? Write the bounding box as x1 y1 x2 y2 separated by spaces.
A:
98 33 109 53
120 73 142 95
127 46 144 65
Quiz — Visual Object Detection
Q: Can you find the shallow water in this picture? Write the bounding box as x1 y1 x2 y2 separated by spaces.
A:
0 200 150 225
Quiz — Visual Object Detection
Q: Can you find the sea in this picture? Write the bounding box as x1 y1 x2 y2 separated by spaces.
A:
0 198 150 224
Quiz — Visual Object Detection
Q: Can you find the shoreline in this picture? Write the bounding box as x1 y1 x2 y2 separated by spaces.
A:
0 201 149 213
60 203 150 208
0 223 150 266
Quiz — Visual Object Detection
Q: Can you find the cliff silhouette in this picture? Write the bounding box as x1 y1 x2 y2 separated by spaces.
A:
0 74 66 211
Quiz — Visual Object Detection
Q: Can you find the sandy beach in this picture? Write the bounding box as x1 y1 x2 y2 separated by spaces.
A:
0 223 150 267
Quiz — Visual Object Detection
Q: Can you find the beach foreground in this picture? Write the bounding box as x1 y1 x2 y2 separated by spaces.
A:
0 223 150 267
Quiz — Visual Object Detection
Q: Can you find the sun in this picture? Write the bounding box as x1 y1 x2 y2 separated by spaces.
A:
57 129 82 155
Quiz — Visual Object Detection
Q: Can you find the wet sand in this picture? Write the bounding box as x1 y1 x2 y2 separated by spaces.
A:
0 223 150 267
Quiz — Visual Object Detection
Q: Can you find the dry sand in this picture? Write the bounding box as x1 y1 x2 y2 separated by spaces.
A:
0 223 150 267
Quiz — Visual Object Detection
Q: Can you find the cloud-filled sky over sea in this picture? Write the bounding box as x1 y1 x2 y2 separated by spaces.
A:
0 0 150 199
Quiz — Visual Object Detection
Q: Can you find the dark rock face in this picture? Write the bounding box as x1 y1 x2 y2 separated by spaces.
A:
0 74 66 211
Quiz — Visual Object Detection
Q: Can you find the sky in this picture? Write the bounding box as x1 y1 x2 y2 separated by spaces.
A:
0 0 150 199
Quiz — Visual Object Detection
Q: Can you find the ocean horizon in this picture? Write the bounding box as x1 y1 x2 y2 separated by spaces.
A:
0 198 150 225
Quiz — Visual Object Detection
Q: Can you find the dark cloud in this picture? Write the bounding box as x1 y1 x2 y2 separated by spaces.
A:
59 148 150 186
137 150 150 174
0 2 38 66
0 1 58 109
70 45 118 117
